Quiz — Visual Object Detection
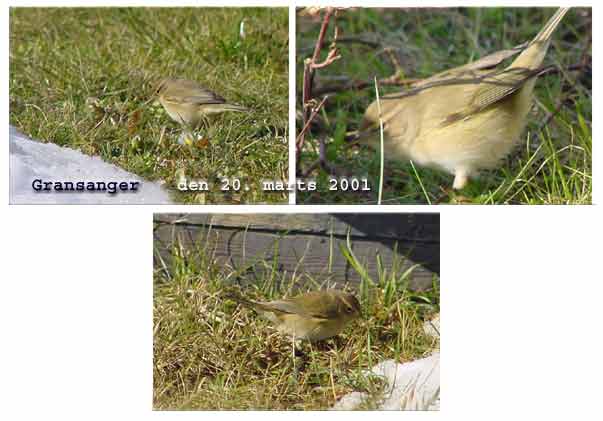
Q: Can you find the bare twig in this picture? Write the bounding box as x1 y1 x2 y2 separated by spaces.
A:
313 74 420 96
295 96 328 147
380 46 403 75
537 61 591 132
297 35 379 55
329 35 380 49
310 10 334 63
297 7 341 161
536 62 590 79
538 98 568 132
312 48 341 69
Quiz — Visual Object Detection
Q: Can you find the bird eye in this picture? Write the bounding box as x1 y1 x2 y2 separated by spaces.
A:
154 81 165 95
345 306 354 313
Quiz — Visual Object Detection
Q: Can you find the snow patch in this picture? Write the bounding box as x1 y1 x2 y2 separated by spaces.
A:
332 354 440 410
9 126 173 204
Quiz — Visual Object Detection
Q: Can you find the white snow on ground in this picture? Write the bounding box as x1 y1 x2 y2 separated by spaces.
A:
333 313 440 410
332 354 440 410
9 126 173 204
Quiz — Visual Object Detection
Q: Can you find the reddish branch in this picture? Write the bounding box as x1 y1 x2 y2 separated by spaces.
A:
295 96 328 148
297 7 341 160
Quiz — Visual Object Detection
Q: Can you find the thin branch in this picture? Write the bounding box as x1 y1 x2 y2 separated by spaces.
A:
380 46 403 74
313 74 420 96
296 96 328 149
310 8 335 64
536 62 590 78
311 48 341 69
330 35 380 48
297 7 341 161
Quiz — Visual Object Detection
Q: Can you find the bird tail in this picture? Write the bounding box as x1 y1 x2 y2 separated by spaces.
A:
532 7 569 45
511 8 569 70
224 291 255 306
220 103 248 113
224 291 274 313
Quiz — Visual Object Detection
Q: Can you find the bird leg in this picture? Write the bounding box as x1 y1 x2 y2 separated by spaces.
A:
452 169 469 190
292 333 296 371
196 114 216 141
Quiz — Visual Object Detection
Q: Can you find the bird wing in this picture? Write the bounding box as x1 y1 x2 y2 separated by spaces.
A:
264 300 315 317
353 43 529 134
183 90 228 105
422 42 528 85
266 299 333 320
163 90 227 106
471 67 535 109
439 66 536 126
440 8 569 126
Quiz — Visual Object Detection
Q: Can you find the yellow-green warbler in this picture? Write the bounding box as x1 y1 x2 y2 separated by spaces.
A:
353 8 569 189
153 77 248 129
229 290 361 342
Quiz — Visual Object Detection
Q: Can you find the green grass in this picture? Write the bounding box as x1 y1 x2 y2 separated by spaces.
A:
153 230 439 410
10 7 288 204
296 8 592 204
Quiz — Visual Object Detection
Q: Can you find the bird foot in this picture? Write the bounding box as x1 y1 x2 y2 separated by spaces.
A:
452 171 469 190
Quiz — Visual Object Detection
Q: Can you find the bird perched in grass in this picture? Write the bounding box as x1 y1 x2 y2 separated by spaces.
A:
352 8 569 189
153 77 248 143
228 289 361 344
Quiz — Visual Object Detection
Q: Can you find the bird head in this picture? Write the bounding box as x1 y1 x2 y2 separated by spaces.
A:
335 292 362 321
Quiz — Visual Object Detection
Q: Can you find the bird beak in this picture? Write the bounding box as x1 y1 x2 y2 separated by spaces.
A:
144 80 165 105
344 130 361 143
142 96 155 106
143 86 161 106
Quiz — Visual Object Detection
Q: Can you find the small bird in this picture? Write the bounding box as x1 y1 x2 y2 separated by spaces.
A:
228 289 361 342
153 77 248 132
353 8 569 189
